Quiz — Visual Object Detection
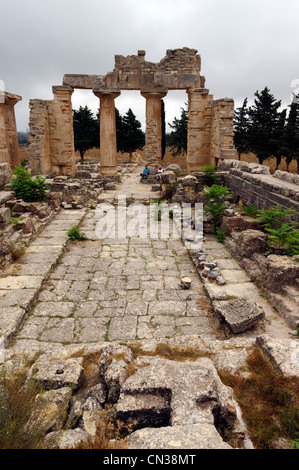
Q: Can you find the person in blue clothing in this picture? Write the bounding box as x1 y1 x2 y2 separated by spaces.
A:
140 165 150 181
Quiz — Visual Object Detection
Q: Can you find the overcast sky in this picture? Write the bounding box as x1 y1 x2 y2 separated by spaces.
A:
1 0 299 132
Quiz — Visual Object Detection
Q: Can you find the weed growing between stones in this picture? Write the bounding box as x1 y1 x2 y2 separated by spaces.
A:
67 225 87 242
219 347 299 449
242 204 259 217
0 366 48 448
128 342 209 362
74 404 133 450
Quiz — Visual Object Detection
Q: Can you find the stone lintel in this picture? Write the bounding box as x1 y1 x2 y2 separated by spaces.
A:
63 74 92 89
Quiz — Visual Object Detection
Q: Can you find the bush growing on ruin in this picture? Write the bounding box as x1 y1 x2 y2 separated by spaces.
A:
11 166 49 202
256 205 299 255
201 163 219 186
203 184 232 229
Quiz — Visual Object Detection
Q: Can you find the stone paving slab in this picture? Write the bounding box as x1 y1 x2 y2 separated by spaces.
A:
0 209 86 345
4 202 216 350
2 173 292 364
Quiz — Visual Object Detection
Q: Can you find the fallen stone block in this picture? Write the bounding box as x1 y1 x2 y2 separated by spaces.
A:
0 163 12 189
0 207 11 224
212 298 265 333
29 387 73 434
234 230 267 258
265 255 299 288
25 358 84 391
181 277 192 289
45 428 89 449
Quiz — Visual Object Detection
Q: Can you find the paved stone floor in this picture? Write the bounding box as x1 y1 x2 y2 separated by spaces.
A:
1 171 292 358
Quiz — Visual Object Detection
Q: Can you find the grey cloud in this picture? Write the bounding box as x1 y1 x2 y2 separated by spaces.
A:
1 0 298 130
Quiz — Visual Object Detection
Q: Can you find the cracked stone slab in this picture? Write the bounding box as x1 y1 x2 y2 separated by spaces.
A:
256 334 299 377
128 423 232 449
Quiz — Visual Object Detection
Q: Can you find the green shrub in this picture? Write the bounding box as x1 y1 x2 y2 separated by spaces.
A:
257 205 295 230
11 166 49 202
256 205 299 255
265 223 295 253
67 225 87 241
203 184 232 229
243 204 258 217
216 226 226 243
202 163 219 186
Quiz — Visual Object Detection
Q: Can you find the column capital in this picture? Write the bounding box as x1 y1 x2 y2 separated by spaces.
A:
0 92 22 106
52 85 74 96
93 89 120 100
141 91 167 99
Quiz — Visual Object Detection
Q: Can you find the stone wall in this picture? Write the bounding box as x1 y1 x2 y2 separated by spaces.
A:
218 160 299 222
29 87 75 176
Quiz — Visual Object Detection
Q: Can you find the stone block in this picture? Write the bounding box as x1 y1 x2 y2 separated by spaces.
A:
0 207 11 224
0 163 12 189
25 358 84 391
235 230 267 258
165 164 182 176
161 170 177 185
256 334 299 378
265 255 299 288
222 215 246 233
128 424 232 449
212 298 265 333
116 355 244 445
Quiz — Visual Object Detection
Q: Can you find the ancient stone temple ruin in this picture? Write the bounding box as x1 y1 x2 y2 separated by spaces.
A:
0 91 22 167
28 48 236 176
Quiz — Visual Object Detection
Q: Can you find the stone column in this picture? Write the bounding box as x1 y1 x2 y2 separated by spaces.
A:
0 92 22 167
211 98 237 162
187 88 213 172
50 85 75 176
28 99 52 175
141 91 167 168
94 90 120 176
